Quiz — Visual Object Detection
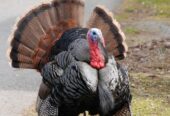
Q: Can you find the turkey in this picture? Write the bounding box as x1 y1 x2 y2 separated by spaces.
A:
7 0 132 116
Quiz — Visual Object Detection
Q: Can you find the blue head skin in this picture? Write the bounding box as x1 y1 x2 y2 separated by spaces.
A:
87 28 105 46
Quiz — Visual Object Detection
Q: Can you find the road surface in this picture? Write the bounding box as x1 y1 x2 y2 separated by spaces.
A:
0 0 123 115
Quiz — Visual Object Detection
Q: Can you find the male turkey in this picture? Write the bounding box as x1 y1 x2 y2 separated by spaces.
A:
8 0 132 116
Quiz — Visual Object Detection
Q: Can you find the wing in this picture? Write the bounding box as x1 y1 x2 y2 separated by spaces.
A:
113 63 132 116
36 51 75 114
39 51 75 99
98 57 132 115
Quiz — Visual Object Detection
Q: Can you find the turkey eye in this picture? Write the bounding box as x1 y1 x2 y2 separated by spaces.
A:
92 31 96 36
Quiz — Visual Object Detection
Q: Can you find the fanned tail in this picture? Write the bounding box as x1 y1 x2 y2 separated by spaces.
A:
86 6 128 60
8 0 85 70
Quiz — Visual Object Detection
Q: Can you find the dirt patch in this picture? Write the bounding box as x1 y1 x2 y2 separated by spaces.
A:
125 38 170 74
117 0 170 75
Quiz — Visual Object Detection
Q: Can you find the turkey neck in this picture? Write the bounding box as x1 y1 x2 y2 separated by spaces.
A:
88 39 105 69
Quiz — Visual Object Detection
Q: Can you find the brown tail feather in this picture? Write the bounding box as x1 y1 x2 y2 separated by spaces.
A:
11 62 34 69
8 0 85 69
10 52 32 64
86 6 128 60
10 40 34 57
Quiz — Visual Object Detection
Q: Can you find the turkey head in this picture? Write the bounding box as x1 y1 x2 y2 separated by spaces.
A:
87 28 108 69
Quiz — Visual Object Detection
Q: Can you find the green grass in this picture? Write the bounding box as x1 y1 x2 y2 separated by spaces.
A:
124 27 140 35
137 0 170 17
130 73 170 116
132 97 170 116
117 0 170 20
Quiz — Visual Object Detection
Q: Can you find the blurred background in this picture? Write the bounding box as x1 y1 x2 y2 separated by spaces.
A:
0 0 170 116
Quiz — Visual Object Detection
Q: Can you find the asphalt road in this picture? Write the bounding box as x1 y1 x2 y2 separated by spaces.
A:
0 0 123 116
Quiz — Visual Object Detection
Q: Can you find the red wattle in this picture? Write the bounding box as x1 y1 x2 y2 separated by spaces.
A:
89 40 105 69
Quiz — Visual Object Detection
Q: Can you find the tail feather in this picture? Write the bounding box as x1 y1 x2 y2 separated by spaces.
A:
10 40 34 57
8 0 85 69
87 6 128 60
35 5 54 32
11 62 34 69
10 52 32 64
